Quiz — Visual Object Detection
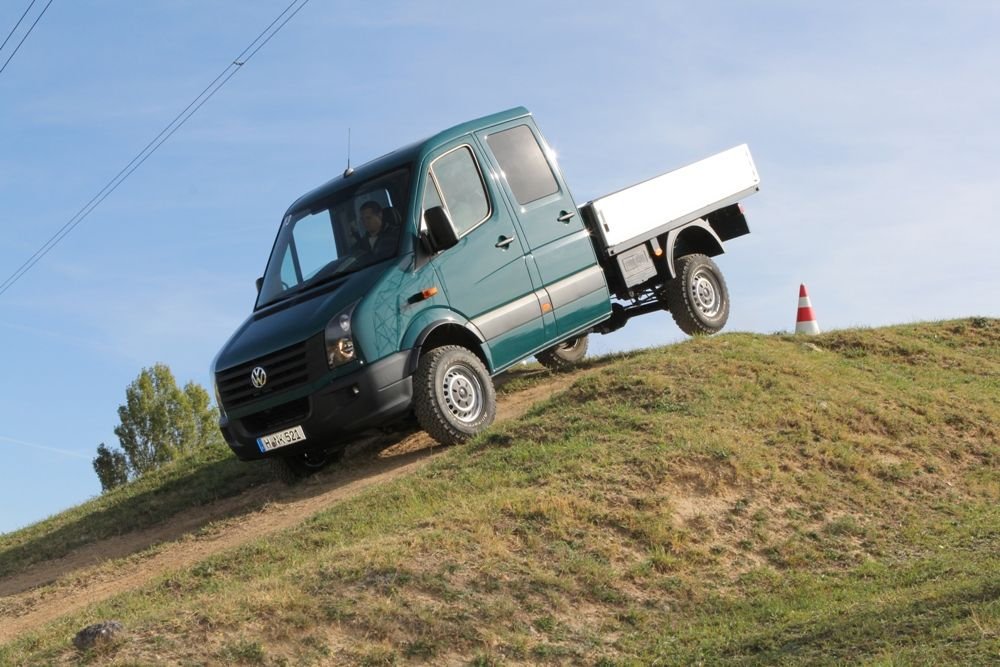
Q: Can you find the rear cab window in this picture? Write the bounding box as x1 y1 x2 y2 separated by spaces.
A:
485 124 559 205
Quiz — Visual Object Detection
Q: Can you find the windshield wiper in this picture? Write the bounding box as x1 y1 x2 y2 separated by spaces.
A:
258 258 354 308
303 267 353 292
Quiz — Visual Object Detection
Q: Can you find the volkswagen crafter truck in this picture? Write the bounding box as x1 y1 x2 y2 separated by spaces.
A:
212 107 760 477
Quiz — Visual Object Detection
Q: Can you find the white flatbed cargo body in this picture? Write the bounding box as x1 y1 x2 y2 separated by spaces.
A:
583 144 760 257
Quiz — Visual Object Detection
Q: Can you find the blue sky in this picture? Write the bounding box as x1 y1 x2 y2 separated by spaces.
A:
1 1 998 534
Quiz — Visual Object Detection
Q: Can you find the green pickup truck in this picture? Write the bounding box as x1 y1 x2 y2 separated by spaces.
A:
211 107 760 477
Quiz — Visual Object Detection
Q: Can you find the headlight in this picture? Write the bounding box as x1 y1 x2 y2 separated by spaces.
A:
325 303 359 369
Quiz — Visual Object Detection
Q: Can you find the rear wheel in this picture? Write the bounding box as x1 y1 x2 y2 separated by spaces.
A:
535 334 589 371
414 345 496 445
665 253 730 335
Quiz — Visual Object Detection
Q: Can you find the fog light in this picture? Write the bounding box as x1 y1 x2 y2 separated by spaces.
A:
327 337 356 368
324 302 360 369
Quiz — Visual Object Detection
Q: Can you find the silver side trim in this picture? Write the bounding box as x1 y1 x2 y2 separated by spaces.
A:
469 265 606 341
472 293 541 341
547 265 607 310
535 289 552 314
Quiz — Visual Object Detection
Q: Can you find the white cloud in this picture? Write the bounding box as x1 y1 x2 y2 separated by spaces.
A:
0 435 90 460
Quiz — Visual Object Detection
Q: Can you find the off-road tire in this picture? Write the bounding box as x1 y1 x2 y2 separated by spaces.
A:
269 448 337 485
535 334 589 371
665 253 730 335
414 345 496 446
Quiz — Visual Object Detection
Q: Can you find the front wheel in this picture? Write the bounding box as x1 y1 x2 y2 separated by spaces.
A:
414 345 496 446
664 254 730 335
535 334 589 371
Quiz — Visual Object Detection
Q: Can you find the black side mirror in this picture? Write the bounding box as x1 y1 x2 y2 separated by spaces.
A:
255 276 264 294
423 206 459 252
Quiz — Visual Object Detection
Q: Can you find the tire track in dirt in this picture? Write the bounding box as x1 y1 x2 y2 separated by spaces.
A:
0 373 573 644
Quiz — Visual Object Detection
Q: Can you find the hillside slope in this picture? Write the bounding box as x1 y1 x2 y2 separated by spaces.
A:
2 319 998 665
0 377 572 641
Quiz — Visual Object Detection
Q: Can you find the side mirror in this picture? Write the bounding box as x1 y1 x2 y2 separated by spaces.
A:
423 206 459 252
255 276 264 294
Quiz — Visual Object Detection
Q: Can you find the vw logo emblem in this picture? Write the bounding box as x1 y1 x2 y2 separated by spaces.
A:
250 366 267 389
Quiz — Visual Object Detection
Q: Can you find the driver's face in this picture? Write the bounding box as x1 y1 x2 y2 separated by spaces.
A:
361 208 382 236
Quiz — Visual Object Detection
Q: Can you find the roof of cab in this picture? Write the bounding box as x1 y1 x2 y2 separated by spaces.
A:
285 106 530 215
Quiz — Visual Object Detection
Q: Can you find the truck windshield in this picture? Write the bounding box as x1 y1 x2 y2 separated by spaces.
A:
256 167 410 308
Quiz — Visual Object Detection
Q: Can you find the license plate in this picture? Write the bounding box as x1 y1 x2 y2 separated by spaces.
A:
257 425 306 453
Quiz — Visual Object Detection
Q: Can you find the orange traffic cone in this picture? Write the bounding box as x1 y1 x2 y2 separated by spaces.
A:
795 284 820 334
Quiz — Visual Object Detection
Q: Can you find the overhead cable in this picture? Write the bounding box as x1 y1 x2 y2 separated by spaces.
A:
0 0 54 76
0 0 39 56
0 0 314 297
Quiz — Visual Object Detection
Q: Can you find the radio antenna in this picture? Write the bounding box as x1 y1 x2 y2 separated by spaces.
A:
343 128 354 177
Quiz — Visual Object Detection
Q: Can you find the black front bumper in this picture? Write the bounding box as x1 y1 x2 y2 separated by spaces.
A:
219 350 413 461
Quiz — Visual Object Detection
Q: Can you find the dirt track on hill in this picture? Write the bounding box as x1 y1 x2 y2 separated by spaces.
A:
0 373 572 645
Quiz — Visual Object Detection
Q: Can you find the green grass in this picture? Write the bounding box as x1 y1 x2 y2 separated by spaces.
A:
0 441 272 579
2 318 998 665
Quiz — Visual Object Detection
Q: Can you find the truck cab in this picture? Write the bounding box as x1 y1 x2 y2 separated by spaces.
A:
212 107 613 475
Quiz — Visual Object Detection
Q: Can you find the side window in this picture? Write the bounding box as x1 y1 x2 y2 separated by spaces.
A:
427 146 489 236
422 175 443 218
486 124 559 205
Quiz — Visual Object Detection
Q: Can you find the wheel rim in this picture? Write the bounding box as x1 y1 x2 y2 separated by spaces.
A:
690 268 722 318
442 364 484 423
556 338 579 351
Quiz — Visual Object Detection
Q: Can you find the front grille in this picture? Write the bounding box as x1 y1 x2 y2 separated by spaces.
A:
217 340 309 410
240 397 310 435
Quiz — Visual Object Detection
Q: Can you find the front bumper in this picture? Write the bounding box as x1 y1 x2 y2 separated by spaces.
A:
219 350 413 461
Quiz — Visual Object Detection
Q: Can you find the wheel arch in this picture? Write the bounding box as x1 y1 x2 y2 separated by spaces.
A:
663 220 725 279
403 312 492 376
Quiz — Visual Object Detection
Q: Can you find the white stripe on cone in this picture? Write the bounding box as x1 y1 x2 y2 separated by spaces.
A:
796 284 820 335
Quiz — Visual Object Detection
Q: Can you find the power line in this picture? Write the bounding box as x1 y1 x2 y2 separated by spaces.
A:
0 0 38 55
0 0 314 298
0 0 54 76
2 0 304 293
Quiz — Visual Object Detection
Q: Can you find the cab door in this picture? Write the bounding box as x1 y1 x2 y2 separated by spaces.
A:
474 120 610 338
421 140 546 370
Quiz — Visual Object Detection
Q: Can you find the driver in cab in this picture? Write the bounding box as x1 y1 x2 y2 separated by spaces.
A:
357 201 397 259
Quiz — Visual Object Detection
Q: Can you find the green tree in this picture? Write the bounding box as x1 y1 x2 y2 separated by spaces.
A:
92 363 223 491
93 443 128 492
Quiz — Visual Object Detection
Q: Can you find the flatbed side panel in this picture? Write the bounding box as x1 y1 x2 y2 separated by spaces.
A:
586 145 759 256
603 188 755 257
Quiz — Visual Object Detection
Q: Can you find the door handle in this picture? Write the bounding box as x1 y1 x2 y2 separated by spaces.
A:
495 235 516 249
557 210 576 223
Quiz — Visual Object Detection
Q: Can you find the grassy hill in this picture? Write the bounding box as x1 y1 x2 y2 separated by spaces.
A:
2 319 998 665
0 440 273 580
